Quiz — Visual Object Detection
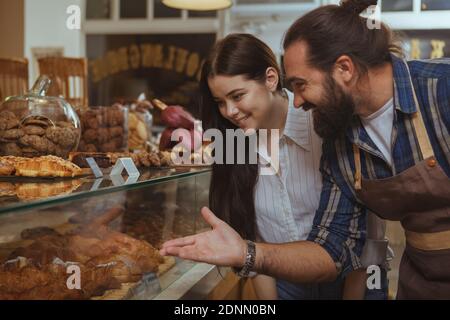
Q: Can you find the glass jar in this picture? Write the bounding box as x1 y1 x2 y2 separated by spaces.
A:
0 75 81 159
76 104 128 153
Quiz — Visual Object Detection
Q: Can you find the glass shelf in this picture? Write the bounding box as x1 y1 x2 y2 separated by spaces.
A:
0 167 211 215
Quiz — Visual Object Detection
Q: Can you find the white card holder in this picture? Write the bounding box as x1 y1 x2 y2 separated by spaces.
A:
110 157 140 186
86 157 104 178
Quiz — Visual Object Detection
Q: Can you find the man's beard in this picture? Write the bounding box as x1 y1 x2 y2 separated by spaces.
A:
305 75 357 140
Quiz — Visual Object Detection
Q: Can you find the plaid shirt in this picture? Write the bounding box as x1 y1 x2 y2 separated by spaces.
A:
307 55 450 276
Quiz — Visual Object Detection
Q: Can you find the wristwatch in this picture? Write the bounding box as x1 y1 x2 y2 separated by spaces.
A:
233 240 256 278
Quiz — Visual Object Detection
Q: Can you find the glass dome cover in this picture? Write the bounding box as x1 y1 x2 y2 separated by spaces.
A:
0 75 81 159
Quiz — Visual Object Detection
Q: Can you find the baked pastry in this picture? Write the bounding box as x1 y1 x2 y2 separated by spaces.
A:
71 225 164 282
0 178 82 200
45 127 77 149
13 155 83 178
106 151 172 168
8 234 73 265
1 220 164 300
128 111 149 151
0 159 15 176
4 226 163 289
23 125 46 136
19 135 51 153
15 179 83 200
0 113 79 158
158 151 172 167
77 106 127 153
1 128 25 141
0 142 22 157
22 117 51 128
0 111 20 133
0 258 120 300
0 182 15 196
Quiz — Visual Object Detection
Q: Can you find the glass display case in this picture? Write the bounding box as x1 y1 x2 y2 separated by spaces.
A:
0 167 228 300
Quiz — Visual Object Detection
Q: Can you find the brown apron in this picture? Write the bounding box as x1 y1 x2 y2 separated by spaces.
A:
352 73 450 299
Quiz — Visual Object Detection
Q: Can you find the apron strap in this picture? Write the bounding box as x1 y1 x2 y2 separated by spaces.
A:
353 144 362 190
408 85 435 160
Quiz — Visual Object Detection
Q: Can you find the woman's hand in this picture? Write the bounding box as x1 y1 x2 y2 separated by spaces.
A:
160 207 247 268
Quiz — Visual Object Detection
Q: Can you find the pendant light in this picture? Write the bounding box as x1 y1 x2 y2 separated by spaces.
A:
162 0 233 11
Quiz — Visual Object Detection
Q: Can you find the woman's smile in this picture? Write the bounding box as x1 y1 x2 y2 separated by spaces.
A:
236 114 250 124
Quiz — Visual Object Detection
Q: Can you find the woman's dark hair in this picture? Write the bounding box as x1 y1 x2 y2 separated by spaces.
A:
283 0 402 77
200 33 283 240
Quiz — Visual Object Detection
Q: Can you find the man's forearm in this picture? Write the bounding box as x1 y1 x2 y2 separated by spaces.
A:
253 241 338 283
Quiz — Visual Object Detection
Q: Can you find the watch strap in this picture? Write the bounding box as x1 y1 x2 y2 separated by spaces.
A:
233 240 256 278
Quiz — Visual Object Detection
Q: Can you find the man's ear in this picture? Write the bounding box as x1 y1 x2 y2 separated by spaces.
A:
332 55 357 87
265 67 279 92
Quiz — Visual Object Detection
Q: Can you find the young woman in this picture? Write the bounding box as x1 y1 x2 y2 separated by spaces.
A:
198 33 387 300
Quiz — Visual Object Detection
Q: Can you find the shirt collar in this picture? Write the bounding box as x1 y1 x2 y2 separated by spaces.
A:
391 54 418 114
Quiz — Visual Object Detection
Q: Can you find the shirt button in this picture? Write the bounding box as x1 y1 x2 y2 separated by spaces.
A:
427 159 437 167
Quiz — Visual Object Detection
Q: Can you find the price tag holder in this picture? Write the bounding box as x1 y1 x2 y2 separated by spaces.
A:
86 157 104 178
110 157 140 186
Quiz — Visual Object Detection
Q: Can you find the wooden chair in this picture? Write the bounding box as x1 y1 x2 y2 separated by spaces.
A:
38 57 88 108
0 57 29 102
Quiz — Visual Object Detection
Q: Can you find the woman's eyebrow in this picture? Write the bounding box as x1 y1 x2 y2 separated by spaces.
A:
213 88 245 100
225 88 245 97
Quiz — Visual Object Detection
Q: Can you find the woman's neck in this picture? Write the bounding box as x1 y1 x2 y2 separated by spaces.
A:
266 92 289 132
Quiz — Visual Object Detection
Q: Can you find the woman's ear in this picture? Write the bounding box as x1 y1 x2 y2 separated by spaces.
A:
265 67 279 92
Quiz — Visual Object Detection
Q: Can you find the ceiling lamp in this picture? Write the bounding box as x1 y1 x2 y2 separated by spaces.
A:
162 0 233 11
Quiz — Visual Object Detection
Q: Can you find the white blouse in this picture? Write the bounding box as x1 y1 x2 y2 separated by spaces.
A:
254 90 323 243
